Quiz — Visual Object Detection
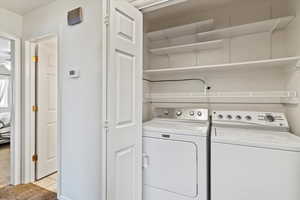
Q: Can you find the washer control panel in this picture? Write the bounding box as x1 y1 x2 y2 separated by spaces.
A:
155 108 209 121
212 111 289 128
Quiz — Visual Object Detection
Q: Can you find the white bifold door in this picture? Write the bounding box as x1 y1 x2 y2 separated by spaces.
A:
36 39 58 180
107 0 143 200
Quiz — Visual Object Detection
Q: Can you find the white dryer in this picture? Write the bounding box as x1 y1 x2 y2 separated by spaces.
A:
143 108 210 200
211 111 300 200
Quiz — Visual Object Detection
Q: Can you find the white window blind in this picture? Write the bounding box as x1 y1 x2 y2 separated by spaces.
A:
0 79 10 108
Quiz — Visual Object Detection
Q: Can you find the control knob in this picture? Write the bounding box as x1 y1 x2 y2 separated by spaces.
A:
189 111 195 116
245 116 252 121
227 115 233 120
265 114 275 122
176 111 182 117
197 111 202 116
236 115 242 120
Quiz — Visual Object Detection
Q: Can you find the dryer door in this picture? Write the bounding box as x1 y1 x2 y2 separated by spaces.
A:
143 136 198 197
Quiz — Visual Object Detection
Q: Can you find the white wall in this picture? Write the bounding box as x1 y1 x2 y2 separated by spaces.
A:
23 0 104 199
0 8 22 37
286 0 300 136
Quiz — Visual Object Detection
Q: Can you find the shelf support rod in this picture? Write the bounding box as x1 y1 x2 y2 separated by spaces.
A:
143 78 210 96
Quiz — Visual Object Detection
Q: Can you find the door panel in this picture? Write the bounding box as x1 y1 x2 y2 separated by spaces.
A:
36 39 58 180
143 137 198 197
116 9 135 42
115 146 135 200
116 51 135 126
107 0 143 200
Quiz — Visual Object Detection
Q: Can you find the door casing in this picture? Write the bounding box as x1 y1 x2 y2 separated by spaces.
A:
23 34 61 196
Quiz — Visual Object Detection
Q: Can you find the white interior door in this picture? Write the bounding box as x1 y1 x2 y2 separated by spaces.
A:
107 0 143 200
36 39 58 180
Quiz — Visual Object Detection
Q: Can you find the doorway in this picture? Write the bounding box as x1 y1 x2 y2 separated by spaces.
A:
0 33 21 187
26 36 58 192
0 37 12 187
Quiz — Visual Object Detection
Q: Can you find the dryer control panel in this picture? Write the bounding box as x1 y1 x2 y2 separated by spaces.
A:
212 111 289 128
154 108 209 121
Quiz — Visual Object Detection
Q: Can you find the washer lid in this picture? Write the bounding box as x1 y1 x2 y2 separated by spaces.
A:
212 127 300 152
143 119 209 137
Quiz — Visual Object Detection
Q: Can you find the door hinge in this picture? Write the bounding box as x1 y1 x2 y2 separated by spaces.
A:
32 154 38 162
32 105 38 112
104 120 109 129
104 15 109 25
32 56 39 63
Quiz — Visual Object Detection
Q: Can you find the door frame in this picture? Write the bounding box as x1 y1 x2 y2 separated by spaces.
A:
0 31 22 185
23 33 61 194
102 1 109 200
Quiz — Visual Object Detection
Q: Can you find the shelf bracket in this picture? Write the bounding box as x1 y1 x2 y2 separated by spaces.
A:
271 19 281 33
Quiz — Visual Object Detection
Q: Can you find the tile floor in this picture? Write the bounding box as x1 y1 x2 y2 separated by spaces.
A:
34 173 57 193
0 144 57 193
0 144 10 188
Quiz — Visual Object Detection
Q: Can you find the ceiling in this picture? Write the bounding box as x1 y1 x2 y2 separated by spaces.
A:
0 0 245 16
0 0 56 15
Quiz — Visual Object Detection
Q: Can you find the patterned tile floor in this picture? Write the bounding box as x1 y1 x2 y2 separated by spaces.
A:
34 173 57 193
0 144 10 188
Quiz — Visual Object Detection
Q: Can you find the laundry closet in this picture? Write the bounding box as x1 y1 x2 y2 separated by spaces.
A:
140 0 300 134
137 1 300 200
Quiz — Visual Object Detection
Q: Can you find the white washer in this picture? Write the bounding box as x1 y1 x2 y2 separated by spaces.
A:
143 108 210 200
211 111 300 200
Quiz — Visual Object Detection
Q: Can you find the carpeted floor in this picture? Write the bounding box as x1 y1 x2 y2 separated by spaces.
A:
0 184 57 200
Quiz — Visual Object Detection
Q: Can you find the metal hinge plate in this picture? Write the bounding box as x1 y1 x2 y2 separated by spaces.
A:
104 120 109 129
32 154 38 162
104 15 109 25
32 56 39 63
32 105 38 112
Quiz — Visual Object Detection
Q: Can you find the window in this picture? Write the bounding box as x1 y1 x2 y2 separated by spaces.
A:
0 38 12 110
0 78 10 108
